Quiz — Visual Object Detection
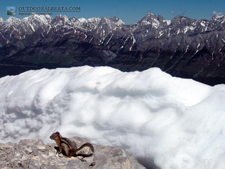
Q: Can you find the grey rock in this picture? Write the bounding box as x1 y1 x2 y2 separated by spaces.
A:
0 137 146 169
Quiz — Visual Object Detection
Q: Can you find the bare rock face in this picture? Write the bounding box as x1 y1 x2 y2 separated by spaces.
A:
0 137 146 169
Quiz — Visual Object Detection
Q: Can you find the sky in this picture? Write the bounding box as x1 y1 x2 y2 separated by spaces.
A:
1 0 225 25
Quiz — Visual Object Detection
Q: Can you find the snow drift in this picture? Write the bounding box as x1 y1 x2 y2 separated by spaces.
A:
0 66 225 169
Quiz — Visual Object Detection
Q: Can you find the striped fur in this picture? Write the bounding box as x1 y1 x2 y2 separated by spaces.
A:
50 131 94 158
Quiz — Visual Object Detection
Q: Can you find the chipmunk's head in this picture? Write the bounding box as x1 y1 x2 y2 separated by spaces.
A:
50 131 61 140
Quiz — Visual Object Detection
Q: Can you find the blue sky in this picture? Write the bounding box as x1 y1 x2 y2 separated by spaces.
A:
1 0 225 24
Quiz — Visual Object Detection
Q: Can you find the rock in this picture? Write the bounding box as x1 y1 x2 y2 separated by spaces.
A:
0 137 146 169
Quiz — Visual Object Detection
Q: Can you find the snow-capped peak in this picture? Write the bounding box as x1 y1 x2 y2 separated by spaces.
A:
138 13 161 29
24 13 52 25
214 14 224 19
88 17 101 23
6 17 21 23
110 17 125 26
53 14 69 23
0 17 4 23
78 17 101 24
211 14 225 23
78 18 87 23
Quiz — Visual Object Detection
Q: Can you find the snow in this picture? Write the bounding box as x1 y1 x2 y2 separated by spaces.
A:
200 21 206 27
29 23 35 32
158 31 164 38
129 35 136 51
0 17 3 23
183 26 195 34
214 15 224 19
222 38 225 43
87 17 101 23
105 34 113 45
0 66 225 169
164 20 171 25
115 19 125 26
152 19 160 29
5 17 21 26
142 18 159 29
78 18 87 23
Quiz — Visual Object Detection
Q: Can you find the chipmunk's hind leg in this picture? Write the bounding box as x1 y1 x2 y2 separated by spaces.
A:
79 157 87 162
66 149 76 158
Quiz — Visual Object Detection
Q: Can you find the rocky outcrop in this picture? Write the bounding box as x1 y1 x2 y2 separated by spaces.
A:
0 137 146 169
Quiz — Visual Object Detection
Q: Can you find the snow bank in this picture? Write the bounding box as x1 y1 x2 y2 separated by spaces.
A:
0 66 225 169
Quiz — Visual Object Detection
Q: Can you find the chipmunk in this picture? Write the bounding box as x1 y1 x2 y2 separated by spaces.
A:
50 131 95 161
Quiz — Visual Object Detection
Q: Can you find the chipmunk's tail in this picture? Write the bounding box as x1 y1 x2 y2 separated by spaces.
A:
77 143 95 152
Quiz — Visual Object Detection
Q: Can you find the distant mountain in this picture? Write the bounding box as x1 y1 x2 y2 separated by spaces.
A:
0 13 225 85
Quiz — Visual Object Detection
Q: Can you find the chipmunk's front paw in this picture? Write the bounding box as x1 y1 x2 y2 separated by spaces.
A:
57 153 64 158
56 151 63 158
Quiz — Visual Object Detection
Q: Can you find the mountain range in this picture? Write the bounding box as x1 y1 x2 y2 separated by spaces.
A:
0 13 225 85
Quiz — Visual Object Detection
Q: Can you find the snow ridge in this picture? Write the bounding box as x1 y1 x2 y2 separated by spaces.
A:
1 66 225 169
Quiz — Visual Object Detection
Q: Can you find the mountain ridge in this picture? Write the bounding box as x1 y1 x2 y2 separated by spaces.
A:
0 13 225 85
